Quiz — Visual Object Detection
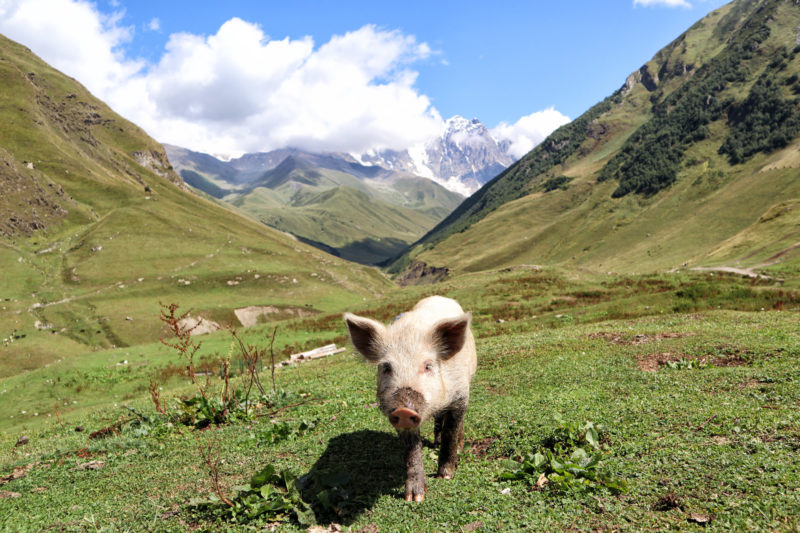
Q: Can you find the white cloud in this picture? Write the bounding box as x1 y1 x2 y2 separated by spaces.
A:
633 0 691 7
0 0 569 164
147 17 160 32
0 0 443 156
491 108 571 159
0 0 143 99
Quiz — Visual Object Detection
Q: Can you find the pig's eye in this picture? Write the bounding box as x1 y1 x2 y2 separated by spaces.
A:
424 361 435 373
380 363 392 376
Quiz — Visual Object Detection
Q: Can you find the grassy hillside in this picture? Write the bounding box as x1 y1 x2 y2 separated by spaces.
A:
2 13 799 531
390 0 800 278
231 183 443 265
0 34 392 381
1 268 797 531
166 146 464 265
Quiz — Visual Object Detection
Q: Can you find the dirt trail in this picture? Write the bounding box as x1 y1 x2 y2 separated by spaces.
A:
688 241 799 281
689 266 776 280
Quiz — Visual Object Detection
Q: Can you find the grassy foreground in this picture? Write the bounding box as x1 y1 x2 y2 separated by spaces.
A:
0 269 798 531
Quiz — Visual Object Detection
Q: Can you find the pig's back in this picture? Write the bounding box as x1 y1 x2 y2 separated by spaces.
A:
410 296 464 322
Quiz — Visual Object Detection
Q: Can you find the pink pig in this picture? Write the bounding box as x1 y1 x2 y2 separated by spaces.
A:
344 296 477 501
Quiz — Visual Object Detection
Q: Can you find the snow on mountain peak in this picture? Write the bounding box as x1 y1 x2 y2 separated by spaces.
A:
443 116 485 137
357 115 515 195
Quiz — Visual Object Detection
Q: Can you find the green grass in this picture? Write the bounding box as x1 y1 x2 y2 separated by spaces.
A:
0 32 394 386
2 14 800 531
1 269 798 531
232 184 441 264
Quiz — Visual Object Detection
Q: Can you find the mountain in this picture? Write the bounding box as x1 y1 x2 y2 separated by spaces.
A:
358 116 515 195
389 0 800 279
165 145 464 264
0 33 391 377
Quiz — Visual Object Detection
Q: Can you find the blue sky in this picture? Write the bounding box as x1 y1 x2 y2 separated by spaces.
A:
115 0 730 123
0 0 730 157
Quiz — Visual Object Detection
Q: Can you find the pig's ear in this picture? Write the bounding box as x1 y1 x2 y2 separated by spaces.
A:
432 313 471 360
344 313 385 362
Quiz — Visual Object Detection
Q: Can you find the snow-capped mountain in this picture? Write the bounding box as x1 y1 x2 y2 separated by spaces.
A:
357 116 515 196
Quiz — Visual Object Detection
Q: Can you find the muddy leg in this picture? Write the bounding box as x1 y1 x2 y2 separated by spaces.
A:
436 406 466 479
433 413 444 447
399 430 426 501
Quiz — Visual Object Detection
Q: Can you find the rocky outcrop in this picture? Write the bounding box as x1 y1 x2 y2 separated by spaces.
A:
133 149 184 187
0 152 70 237
395 259 449 286
639 64 660 92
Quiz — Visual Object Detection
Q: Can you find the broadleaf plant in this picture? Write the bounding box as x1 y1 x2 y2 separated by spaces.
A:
501 415 627 494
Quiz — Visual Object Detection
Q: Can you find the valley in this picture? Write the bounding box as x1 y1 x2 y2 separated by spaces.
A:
1 0 800 530
166 145 465 264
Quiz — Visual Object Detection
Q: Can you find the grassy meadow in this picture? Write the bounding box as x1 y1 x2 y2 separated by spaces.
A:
1 267 798 531
2 7 799 531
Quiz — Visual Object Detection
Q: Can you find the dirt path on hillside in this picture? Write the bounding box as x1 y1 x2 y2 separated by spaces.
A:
689 266 777 280
687 241 799 281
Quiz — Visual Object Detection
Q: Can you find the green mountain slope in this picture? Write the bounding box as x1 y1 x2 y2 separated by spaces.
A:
232 184 442 264
0 34 391 379
166 146 464 265
391 0 800 278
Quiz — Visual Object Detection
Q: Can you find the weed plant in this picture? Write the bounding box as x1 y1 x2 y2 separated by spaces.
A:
501 415 628 495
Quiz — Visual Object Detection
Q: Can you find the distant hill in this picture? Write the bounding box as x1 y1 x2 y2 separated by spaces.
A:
0 33 391 377
165 145 464 264
390 0 800 278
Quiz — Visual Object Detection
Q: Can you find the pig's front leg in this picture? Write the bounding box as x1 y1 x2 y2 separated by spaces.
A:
400 430 426 501
436 405 466 479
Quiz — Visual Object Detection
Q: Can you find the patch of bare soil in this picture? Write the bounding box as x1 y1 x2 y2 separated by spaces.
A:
466 437 499 459
653 492 684 512
0 464 34 486
690 265 780 281
176 316 221 336
710 353 749 367
636 348 751 372
590 331 692 345
234 305 315 327
636 352 684 372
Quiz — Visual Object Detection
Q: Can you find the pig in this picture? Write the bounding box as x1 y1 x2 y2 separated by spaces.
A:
344 296 477 502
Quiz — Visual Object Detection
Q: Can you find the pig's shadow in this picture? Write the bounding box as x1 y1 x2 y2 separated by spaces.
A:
298 429 409 524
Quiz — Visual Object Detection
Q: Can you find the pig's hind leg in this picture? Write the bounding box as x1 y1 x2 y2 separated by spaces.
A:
433 413 444 447
436 404 466 479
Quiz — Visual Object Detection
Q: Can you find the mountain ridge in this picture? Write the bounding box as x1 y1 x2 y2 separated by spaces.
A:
357 115 515 195
389 0 800 278
165 144 464 264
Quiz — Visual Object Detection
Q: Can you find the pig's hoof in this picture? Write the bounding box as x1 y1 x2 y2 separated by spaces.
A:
405 491 425 502
404 480 426 502
436 464 456 479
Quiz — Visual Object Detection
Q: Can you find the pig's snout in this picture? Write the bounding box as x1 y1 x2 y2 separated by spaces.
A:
386 387 425 430
389 407 421 429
